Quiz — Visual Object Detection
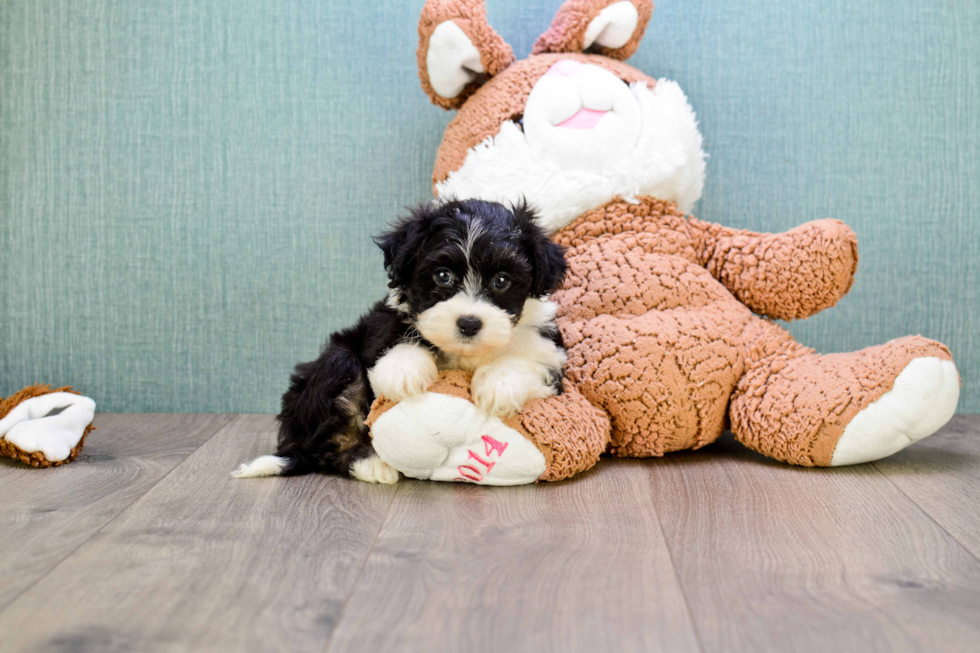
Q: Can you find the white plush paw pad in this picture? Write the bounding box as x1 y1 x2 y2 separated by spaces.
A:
0 393 96 462
350 454 401 484
370 393 546 486
831 357 960 466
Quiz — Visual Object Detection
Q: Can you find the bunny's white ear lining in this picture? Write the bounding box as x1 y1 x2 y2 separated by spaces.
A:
583 1 639 50
427 21 485 99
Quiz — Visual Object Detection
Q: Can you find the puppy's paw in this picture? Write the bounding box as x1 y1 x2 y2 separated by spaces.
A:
472 361 553 418
350 454 401 484
368 343 438 402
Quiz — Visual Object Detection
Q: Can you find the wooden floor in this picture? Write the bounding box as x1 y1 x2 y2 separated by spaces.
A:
1 415 979 653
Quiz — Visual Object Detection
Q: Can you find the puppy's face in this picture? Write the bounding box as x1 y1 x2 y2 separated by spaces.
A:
377 200 566 358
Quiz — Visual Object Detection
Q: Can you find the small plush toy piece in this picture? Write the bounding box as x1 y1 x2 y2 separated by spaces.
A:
366 0 960 484
0 385 96 467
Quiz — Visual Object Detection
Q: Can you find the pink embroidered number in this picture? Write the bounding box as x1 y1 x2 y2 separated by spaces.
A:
454 435 509 483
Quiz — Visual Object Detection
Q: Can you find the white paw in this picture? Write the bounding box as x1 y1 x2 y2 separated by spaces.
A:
370 393 546 486
471 360 554 418
368 343 438 402
0 392 95 462
831 357 960 466
350 454 400 484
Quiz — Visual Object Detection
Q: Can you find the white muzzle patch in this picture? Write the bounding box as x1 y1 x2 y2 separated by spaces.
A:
415 292 513 357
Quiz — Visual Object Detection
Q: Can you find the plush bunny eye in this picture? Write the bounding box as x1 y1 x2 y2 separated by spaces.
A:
491 273 511 291
434 269 454 286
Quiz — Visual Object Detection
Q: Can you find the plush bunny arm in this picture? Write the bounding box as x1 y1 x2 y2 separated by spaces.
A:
687 217 859 321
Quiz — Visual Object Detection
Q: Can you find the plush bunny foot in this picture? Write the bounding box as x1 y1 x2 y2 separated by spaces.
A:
369 392 547 486
731 335 959 467
0 387 96 467
830 356 959 466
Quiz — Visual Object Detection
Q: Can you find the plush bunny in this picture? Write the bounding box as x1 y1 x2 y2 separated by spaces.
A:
0 385 96 467
366 0 960 484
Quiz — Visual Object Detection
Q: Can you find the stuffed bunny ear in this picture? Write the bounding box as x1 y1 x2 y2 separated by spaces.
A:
418 0 515 110
532 0 653 60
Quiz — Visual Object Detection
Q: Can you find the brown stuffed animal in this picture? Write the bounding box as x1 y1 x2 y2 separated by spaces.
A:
0 385 95 467
366 0 959 484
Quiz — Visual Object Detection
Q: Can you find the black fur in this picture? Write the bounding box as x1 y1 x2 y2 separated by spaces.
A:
274 300 411 476
272 199 567 477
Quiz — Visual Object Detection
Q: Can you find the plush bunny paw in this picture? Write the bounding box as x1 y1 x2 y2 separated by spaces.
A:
831 357 960 466
369 392 546 485
0 388 96 467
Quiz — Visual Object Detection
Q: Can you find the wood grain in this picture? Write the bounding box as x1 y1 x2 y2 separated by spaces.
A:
2 415 979 652
0 413 232 611
325 461 701 653
0 414 397 653
646 431 980 653
874 415 980 560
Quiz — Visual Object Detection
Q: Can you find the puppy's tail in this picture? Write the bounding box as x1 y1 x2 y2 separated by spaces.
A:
231 453 312 478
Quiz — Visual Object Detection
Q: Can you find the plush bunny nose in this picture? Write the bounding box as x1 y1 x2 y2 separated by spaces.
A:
456 316 483 337
546 59 583 77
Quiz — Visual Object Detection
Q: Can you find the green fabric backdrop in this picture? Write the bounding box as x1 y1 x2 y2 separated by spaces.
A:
1 0 977 413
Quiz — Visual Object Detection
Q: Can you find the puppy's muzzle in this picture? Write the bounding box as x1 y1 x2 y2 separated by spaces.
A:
456 315 483 338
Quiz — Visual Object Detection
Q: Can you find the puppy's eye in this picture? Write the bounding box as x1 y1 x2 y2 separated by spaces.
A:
434 269 454 286
492 273 511 291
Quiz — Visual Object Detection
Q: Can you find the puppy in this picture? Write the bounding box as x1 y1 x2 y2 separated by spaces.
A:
233 199 568 483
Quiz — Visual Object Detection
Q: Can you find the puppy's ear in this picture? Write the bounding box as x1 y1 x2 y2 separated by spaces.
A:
375 208 430 288
512 201 567 297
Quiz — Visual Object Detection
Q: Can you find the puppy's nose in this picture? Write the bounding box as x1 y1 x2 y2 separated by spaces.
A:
456 316 483 338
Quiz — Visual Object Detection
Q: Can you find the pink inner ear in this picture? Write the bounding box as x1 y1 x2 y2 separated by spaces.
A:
546 59 584 77
557 108 607 129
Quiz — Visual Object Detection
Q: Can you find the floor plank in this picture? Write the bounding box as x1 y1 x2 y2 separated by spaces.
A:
0 413 232 612
646 432 980 653
874 415 980 560
0 414 397 653
325 461 702 653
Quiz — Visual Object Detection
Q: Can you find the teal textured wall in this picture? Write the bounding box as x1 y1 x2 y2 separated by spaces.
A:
1 1 977 413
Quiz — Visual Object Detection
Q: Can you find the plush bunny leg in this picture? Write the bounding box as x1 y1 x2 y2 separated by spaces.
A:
366 372 609 484
0 390 96 465
370 392 547 485
729 335 959 467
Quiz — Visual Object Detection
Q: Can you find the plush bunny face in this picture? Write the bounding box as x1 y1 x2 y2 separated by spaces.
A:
419 1 706 232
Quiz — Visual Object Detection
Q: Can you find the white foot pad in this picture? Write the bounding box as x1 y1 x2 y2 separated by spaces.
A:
0 392 96 462
831 357 959 466
370 393 546 486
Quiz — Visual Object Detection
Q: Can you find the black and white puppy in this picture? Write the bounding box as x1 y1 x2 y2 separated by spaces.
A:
233 199 568 483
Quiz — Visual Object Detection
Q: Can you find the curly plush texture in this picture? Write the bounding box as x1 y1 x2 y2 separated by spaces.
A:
369 195 953 477
549 196 952 465
532 0 653 60
0 384 94 468
730 335 954 466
